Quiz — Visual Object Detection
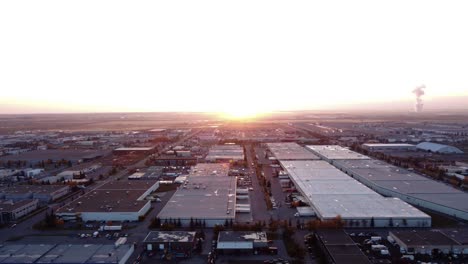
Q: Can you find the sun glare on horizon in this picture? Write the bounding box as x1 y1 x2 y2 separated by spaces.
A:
219 108 268 120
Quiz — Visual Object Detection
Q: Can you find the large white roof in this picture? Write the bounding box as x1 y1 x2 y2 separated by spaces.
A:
279 160 429 220
306 145 370 160
267 142 319 160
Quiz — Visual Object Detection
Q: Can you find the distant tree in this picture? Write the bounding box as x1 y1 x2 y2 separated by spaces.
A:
370 217 375 228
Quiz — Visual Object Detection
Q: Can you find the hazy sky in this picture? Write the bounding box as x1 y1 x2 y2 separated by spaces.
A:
1 1 467 115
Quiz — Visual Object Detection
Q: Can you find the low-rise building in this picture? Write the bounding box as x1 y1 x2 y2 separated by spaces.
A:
416 142 464 154
0 244 134 264
315 230 371 264
143 231 196 257
56 180 158 222
217 231 268 254
362 143 417 152
0 199 39 224
0 185 70 203
390 230 467 255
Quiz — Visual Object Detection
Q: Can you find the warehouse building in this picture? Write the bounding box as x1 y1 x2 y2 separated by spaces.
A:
0 199 38 224
0 244 55 264
56 180 159 222
205 144 245 162
416 142 464 154
217 231 268 255
154 156 197 166
362 143 417 152
143 231 197 257
188 163 230 178
157 163 236 227
0 244 133 264
306 145 370 162
315 230 371 264
266 142 319 160
113 147 154 155
0 185 70 203
279 160 431 227
333 159 468 220
389 230 467 255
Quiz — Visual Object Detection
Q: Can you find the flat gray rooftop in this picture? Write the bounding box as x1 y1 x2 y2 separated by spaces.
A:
158 175 236 220
56 189 148 213
0 244 133 264
333 159 468 213
114 147 153 151
0 244 55 264
218 231 267 243
267 142 319 160
306 145 370 160
188 163 230 177
279 160 429 220
143 231 196 243
206 145 245 161
363 143 416 147
36 244 101 264
390 230 460 246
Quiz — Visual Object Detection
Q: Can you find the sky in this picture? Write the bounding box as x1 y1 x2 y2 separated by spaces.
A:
1 1 467 116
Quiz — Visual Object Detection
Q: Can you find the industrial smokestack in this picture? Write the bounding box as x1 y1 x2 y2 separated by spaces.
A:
412 85 425 112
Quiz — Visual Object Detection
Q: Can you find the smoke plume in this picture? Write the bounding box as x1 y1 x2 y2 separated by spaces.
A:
412 85 425 112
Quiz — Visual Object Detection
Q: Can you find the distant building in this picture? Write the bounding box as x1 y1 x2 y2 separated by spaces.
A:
416 142 463 154
56 180 159 222
217 231 268 255
362 143 417 152
0 244 134 264
0 199 38 224
113 147 154 155
23 168 45 178
154 156 197 166
157 163 236 227
315 230 371 264
0 185 70 203
205 144 245 162
143 231 196 257
390 230 468 255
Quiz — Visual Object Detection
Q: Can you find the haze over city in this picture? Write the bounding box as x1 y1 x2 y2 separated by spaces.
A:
1 1 467 116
